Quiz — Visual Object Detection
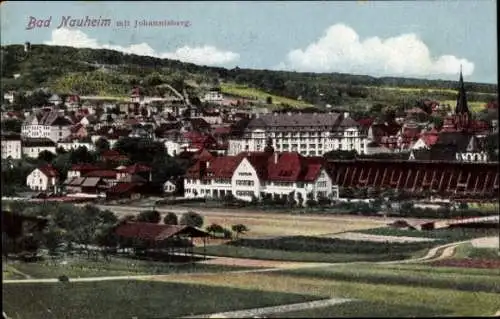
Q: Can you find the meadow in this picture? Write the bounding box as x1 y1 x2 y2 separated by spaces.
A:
149 265 500 317
2 255 250 280
220 83 313 108
2 281 320 319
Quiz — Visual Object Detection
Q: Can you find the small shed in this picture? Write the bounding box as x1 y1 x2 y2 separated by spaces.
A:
114 222 210 261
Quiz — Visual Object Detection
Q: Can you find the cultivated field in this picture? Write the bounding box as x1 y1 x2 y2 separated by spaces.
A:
440 99 486 112
101 205 388 238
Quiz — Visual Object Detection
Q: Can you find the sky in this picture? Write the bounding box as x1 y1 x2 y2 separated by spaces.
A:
1 1 497 83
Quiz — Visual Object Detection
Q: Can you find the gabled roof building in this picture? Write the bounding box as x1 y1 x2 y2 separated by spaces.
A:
185 142 338 205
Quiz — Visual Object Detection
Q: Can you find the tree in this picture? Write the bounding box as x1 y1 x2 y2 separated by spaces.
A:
136 210 161 223
231 224 249 239
38 150 55 163
180 211 204 228
95 137 110 154
163 212 178 225
266 96 273 104
206 223 224 236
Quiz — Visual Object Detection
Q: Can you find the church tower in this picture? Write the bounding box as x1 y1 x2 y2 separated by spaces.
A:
455 66 470 130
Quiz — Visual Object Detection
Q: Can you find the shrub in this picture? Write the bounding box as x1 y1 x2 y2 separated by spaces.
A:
163 212 178 225
180 211 204 228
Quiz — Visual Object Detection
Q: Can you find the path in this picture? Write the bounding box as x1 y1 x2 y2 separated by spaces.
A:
185 298 354 318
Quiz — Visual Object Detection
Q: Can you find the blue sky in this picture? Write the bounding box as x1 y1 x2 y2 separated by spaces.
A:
1 1 497 83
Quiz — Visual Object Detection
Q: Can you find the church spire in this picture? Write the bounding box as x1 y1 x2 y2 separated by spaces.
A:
455 65 469 115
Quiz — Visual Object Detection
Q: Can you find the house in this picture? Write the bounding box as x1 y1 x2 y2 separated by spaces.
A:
65 95 81 110
203 89 224 104
106 182 143 200
116 164 152 182
411 128 440 150
163 180 177 195
57 137 95 152
67 163 103 179
184 145 338 205
3 91 15 104
48 94 62 106
26 164 59 192
70 124 88 139
21 138 56 158
1 133 22 160
99 150 129 163
63 176 108 197
408 132 489 162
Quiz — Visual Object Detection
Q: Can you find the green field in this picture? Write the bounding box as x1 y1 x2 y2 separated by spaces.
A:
194 236 434 263
2 281 319 319
453 243 500 260
220 83 312 108
267 300 445 318
274 263 500 294
357 227 496 242
3 256 251 280
440 99 486 112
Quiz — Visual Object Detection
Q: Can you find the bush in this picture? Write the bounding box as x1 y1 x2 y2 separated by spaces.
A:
136 210 161 223
58 275 69 282
163 212 178 225
180 211 204 228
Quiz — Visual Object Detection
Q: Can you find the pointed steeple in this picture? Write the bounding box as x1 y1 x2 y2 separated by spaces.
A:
455 65 470 115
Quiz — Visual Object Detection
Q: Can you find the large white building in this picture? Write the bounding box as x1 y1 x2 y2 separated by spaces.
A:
1 134 22 160
21 138 57 159
21 110 73 143
228 112 367 157
184 149 339 205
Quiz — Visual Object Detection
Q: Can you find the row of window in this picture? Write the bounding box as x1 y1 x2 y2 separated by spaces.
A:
236 180 254 186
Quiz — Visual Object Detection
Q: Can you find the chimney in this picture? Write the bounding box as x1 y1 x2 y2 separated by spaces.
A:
274 152 278 164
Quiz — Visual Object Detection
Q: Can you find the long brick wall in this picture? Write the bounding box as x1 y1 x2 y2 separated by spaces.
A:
326 159 499 199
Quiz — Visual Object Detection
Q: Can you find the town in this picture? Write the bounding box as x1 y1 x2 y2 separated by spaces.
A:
2 1 500 317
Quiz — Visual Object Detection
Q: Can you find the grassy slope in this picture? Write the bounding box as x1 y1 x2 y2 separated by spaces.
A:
274 264 500 293
3 256 250 279
220 83 313 108
2 281 319 319
154 270 500 317
195 245 411 263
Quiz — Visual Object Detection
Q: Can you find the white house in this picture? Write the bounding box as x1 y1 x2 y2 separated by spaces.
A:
203 90 224 104
1 134 22 160
21 138 57 159
26 164 60 192
57 138 96 152
163 180 177 194
184 150 339 205
228 112 367 157
3 91 15 104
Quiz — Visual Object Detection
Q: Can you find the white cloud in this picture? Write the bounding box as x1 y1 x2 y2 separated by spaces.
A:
44 28 240 66
278 24 474 79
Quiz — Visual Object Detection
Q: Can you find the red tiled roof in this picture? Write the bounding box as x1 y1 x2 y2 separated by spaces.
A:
38 164 59 178
421 135 439 146
118 163 151 174
115 222 209 241
107 182 140 194
213 126 231 135
84 170 118 178
187 151 327 183
357 118 375 128
70 163 102 172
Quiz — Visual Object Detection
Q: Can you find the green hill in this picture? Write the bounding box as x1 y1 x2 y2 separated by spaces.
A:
1 44 497 111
